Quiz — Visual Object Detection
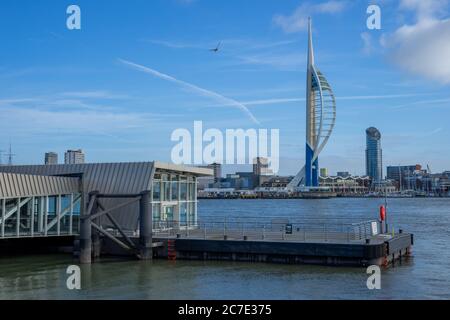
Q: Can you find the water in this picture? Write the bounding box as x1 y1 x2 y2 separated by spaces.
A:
0 198 449 299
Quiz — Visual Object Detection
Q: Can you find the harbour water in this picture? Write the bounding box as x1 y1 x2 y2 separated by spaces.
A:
0 198 449 300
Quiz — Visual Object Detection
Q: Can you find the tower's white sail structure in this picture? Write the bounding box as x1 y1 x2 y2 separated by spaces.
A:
287 18 336 191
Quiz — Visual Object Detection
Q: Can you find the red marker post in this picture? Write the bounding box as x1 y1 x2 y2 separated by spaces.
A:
380 205 386 234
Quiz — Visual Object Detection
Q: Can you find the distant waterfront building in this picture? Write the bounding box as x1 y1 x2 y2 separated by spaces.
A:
210 163 222 182
337 171 351 178
365 127 383 183
198 163 221 182
386 165 422 182
253 157 273 176
197 163 222 190
253 157 273 187
45 152 58 165
320 168 328 177
260 176 294 189
64 149 85 164
320 175 371 195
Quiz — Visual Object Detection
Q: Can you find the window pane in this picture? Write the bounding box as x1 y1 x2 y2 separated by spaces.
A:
171 181 178 201
180 183 187 201
152 204 161 221
162 182 170 201
4 199 18 236
189 183 196 201
153 181 161 201
180 202 187 226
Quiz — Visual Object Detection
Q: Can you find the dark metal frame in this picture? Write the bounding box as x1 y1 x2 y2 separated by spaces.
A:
79 190 152 264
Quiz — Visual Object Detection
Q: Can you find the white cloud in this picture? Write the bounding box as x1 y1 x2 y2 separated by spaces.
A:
274 1 347 33
210 93 428 108
382 0 450 84
360 32 374 55
0 105 153 140
236 52 305 70
399 0 449 20
61 91 128 100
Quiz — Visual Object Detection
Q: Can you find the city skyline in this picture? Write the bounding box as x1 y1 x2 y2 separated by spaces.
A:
1 0 450 176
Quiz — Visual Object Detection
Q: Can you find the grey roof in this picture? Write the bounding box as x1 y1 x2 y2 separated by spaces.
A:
0 172 80 198
0 162 155 195
0 163 156 230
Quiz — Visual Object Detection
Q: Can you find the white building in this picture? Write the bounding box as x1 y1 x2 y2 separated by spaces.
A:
64 149 85 164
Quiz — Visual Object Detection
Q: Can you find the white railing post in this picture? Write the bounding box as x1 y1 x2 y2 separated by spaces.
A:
39 197 44 234
57 195 62 236
69 194 74 235
31 197 35 237
16 198 21 237
1 199 5 238
44 196 48 236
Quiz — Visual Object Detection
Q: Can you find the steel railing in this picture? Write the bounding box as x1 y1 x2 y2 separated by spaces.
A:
151 217 380 243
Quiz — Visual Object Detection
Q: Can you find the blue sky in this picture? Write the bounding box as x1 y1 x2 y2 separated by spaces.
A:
1 0 449 176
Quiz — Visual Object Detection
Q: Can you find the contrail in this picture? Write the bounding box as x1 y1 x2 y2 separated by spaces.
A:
118 58 260 125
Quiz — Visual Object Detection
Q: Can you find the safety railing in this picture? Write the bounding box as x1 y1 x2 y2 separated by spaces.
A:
151 217 380 243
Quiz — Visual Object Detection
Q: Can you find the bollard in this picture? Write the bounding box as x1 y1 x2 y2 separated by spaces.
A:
139 191 152 260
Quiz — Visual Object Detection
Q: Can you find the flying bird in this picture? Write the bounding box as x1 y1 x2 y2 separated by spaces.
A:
209 42 221 53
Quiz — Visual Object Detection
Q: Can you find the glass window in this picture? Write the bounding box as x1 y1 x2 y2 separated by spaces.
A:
188 183 196 201
163 182 170 201
180 202 187 226
163 206 174 221
188 202 196 225
47 196 58 235
171 181 178 201
4 199 18 236
60 195 71 234
153 181 161 201
180 182 188 201
152 204 161 221
19 199 32 236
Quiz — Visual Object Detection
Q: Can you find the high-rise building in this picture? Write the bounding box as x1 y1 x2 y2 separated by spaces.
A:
197 163 222 188
45 152 58 165
208 163 222 182
365 127 383 182
64 149 85 164
287 18 336 189
253 157 273 176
